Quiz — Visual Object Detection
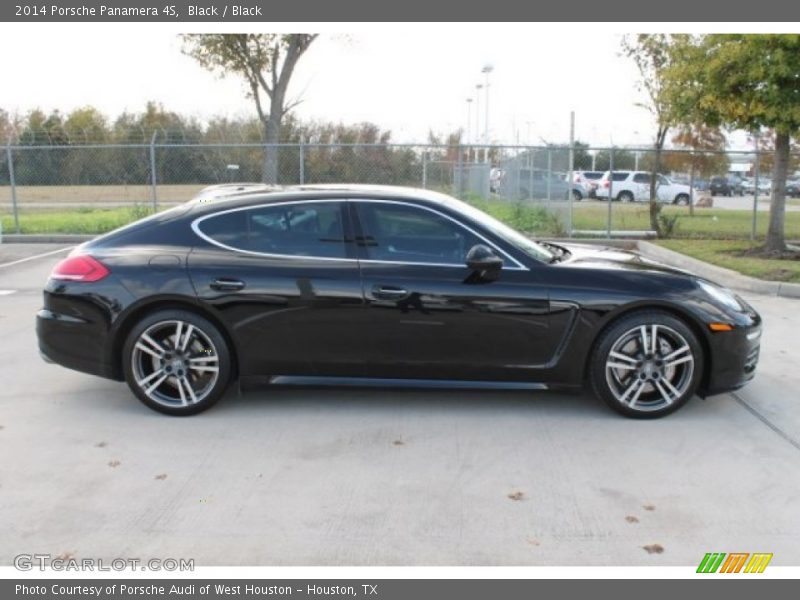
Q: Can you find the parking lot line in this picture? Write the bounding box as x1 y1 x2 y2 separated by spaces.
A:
0 290 17 295
0 246 73 269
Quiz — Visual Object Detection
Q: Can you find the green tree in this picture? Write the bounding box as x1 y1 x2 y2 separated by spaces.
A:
182 34 317 184
622 34 686 236
665 34 800 253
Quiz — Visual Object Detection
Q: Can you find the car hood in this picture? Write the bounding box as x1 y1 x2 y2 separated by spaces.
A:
547 242 692 277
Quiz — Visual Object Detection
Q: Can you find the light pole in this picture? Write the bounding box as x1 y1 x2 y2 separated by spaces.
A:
465 98 473 145
474 84 483 163
482 65 493 152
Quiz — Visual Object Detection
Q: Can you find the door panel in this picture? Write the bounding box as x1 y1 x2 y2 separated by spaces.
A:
351 200 555 381
187 201 365 377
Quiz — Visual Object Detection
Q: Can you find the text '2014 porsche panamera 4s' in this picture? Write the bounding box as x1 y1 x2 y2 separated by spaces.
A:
37 185 761 417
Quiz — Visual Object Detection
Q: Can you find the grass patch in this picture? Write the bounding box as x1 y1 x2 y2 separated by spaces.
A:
1 206 157 234
657 239 800 283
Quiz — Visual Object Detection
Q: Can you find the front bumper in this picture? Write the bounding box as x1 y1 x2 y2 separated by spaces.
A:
701 323 761 397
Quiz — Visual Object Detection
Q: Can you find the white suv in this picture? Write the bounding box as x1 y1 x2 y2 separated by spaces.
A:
595 171 695 205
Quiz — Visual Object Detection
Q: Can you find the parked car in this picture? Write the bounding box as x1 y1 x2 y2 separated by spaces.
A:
741 178 772 195
573 171 605 198
37 184 761 419
594 171 695 205
514 169 587 201
786 180 800 198
710 175 744 196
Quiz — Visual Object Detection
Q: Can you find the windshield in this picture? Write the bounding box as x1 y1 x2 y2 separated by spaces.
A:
447 201 555 263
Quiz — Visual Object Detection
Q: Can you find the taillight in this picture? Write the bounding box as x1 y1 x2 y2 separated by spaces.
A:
603 180 610 188
50 255 110 282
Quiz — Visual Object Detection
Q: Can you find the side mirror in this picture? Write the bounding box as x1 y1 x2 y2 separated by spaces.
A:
465 244 503 281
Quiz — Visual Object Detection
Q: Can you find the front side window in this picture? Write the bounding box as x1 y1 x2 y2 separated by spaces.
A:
355 203 481 266
633 173 651 184
196 201 347 258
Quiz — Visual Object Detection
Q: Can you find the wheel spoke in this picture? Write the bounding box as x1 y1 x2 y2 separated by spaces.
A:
181 377 198 404
135 341 162 360
665 355 693 369
174 321 183 350
188 355 218 364
140 333 166 356
661 376 681 400
175 376 188 406
179 324 195 352
607 362 637 370
189 365 219 374
640 326 648 353
609 351 637 364
650 324 659 355
653 380 674 405
663 344 690 361
143 373 168 397
136 368 165 388
619 378 644 406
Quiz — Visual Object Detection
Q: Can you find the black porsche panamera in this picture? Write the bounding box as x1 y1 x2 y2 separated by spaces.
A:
37 184 761 417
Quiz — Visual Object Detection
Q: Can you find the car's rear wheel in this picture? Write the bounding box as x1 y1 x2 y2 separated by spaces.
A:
122 310 232 416
617 191 634 203
674 194 690 206
572 189 583 202
589 311 703 418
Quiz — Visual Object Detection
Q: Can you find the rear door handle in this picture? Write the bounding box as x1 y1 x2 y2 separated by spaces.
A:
372 285 409 300
210 278 246 292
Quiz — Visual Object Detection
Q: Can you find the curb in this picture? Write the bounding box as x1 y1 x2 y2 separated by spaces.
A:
1 234 95 244
635 241 800 299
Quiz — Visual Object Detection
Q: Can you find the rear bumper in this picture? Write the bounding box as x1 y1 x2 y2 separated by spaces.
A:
701 324 761 397
36 309 116 380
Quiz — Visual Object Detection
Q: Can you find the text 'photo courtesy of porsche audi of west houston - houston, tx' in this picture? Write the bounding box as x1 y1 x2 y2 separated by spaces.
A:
36 184 762 418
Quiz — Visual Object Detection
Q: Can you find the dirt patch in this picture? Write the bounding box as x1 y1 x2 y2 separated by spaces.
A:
625 515 640 523
507 491 525 501
642 544 664 554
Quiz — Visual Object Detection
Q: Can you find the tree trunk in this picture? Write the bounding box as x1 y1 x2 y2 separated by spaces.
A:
765 132 789 254
261 112 281 184
649 144 662 234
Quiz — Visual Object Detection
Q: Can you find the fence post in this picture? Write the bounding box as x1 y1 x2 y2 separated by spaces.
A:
752 134 760 242
6 145 20 234
567 111 575 238
149 131 158 211
546 149 552 204
456 145 464 199
299 135 305 185
688 151 695 217
607 148 614 239
421 150 428 189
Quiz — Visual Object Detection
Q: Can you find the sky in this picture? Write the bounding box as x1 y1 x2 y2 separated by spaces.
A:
0 24 757 149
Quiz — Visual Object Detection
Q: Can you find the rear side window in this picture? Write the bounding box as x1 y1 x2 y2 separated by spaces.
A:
633 173 651 184
584 172 603 180
611 172 629 182
196 202 347 258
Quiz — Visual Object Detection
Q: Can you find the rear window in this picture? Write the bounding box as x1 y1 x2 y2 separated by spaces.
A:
196 202 347 258
606 172 629 182
583 172 603 180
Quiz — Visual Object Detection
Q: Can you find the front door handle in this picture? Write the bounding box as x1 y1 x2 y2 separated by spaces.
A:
372 285 409 300
210 278 246 292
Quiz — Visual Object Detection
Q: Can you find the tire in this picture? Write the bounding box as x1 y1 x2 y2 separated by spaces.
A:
572 189 583 202
617 191 634 203
589 311 703 419
674 194 690 206
122 309 232 416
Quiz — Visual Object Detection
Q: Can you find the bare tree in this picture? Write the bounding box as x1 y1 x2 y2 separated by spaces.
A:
182 34 318 183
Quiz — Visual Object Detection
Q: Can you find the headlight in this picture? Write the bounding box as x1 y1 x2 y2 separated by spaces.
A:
697 280 743 312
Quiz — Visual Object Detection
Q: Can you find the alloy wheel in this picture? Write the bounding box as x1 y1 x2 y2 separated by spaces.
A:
604 323 695 413
130 319 220 409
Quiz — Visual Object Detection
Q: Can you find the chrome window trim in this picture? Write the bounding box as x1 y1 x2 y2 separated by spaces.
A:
190 197 528 271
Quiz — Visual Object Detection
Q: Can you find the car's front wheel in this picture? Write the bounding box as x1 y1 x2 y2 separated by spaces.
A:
589 311 703 418
122 309 232 416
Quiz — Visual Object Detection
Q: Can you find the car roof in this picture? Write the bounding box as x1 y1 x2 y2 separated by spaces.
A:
188 183 463 213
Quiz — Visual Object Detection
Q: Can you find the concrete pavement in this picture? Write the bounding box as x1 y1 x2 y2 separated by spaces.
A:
0 244 798 566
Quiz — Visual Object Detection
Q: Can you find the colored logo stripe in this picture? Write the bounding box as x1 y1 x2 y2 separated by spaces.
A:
697 552 773 573
744 553 773 573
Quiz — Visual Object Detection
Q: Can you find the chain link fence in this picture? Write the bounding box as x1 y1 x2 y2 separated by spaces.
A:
2 142 799 240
